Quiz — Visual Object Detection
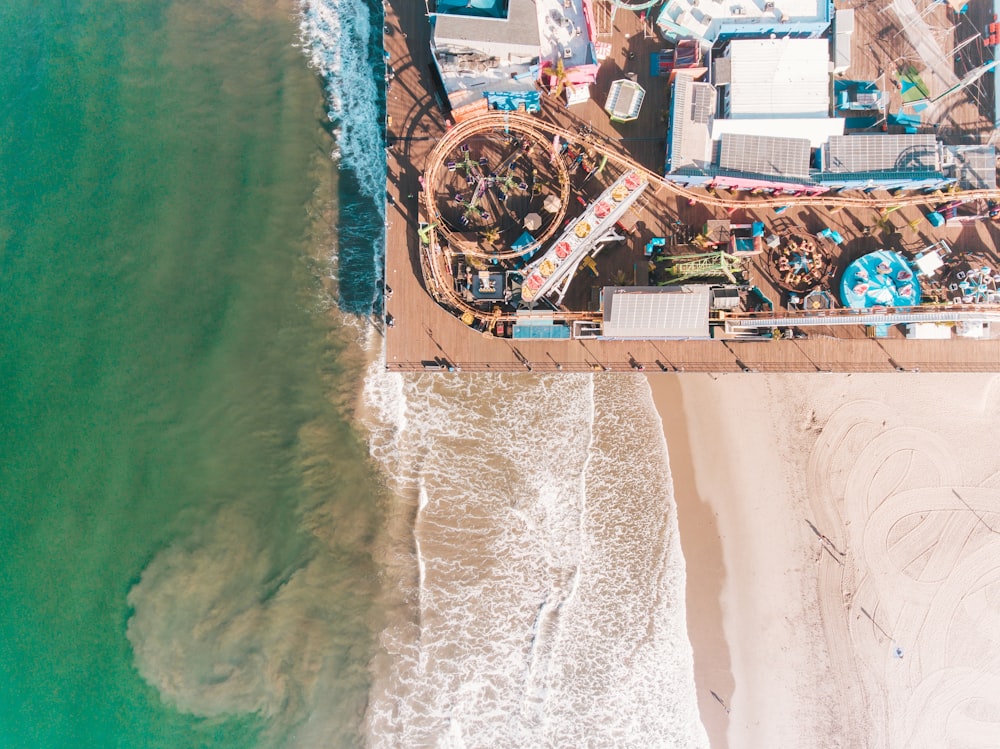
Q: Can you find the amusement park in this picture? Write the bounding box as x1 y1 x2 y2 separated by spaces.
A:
383 0 1000 369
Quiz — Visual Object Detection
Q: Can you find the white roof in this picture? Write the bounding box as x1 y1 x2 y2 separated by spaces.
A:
728 38 831 118
537 0 592 68
906 322 952 339
434 0 540 52
603 286 711 338
711 117 844 148
833 9 854 73
657 0 830 44
913 251 944 276
668 73 715 172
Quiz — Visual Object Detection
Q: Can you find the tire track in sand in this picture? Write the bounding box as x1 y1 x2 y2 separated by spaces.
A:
806 402 1000 748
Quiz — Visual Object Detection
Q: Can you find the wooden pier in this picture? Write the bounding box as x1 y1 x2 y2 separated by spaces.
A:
381 0 1000 373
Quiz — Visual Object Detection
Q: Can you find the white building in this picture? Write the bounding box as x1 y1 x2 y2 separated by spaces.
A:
656 0 832 47
431 0 542 110
602 286 712 339
716 38 831 119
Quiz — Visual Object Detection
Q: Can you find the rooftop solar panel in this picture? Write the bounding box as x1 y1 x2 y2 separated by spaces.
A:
951 145 997 190
691 85 715 124
825 135 938 173
718 133 811 177
604 287 710 338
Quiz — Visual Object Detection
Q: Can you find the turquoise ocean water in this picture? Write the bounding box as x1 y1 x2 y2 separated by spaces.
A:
1 1 386 747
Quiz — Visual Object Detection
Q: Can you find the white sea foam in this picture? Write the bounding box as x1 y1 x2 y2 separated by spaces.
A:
362 367 709 748
298 0 385 204
297 0 706 741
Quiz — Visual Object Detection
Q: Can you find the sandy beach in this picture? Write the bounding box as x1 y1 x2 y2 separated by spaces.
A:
651 372 1000 748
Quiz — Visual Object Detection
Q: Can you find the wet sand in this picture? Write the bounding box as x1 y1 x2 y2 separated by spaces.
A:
648 375 732 749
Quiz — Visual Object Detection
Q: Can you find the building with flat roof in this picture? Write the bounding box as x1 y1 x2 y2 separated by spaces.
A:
718 133 812 180
816 134 950 190
832 8 854 74
655 0 832 48
666 67 828 192
718 38 831 119
662 37 958 193
946 145 998 190
710 117 845 148
433 0 539 59
436 0 510 17
667 82 956 192
665 72 716 175
822 134 938 173
431 0 542 110
602 286 712 339
432 0 601 112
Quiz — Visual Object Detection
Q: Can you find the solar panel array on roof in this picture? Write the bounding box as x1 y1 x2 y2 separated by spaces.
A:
691 85 715 124
718 133 811 178
825 135 938 173
668 74 715 172
950 145 997 190
603 287 711 338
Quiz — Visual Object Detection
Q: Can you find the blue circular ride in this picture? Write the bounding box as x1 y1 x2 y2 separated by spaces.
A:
840 250 921 309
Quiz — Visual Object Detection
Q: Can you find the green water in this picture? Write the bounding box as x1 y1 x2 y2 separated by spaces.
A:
0 1 381 747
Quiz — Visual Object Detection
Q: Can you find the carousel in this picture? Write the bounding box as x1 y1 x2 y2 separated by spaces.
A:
768 232 833 294
430 128 570 263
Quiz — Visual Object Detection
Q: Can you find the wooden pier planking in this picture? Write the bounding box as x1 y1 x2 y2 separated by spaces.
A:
381 0 1000 373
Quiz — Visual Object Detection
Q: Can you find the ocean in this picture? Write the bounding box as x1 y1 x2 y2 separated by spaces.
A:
361 371 707 747
0 0 704 746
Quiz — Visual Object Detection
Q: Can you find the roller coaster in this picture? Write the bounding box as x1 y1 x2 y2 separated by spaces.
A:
418 111 1000 330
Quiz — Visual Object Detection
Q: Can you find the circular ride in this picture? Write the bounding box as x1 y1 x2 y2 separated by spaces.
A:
769 231 832 293
427 126 570 261
940 260 1000 304
841 250 921 309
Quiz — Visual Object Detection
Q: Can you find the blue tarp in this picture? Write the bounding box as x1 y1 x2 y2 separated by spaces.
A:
512 320 571 339
436 0 507 18
889 111 922 133
843 116 879 129
512 231 534 250
486 91 541 113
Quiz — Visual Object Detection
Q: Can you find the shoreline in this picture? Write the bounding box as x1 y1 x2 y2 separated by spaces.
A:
648 374 732 749
651 374 847 748
649 373 846 748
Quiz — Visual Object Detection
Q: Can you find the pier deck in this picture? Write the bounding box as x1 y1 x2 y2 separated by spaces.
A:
382 0 1000 372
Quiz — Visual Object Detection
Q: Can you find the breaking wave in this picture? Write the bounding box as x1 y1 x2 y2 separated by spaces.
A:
362 366 709 748
299 0 385 314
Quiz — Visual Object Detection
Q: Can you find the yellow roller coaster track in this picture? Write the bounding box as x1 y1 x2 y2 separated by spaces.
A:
418 112 1000 328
